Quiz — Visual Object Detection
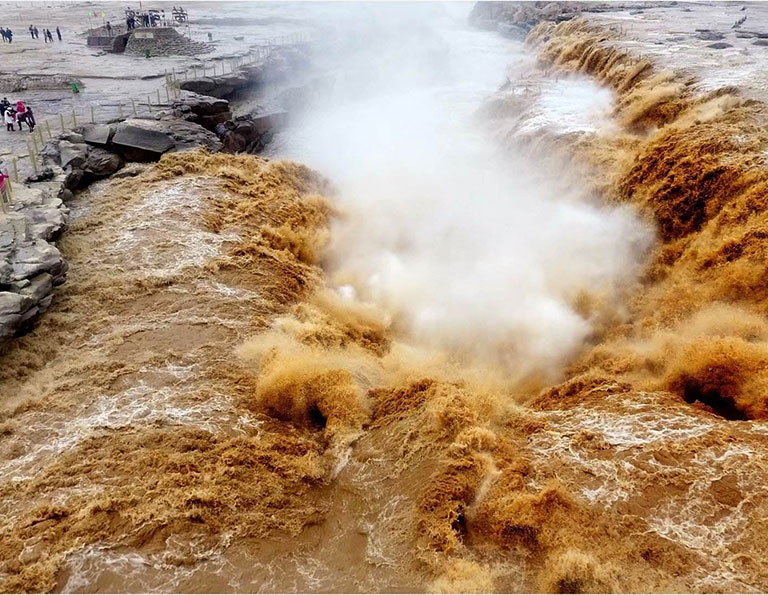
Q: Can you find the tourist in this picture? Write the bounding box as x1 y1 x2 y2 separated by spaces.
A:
4 109 15 132
56 26 62 41
18 106 35 132
6 28 12 43
0 98 8 117
15 102 26 131
33 25 39 39
28 25 34 39
46 29 53 42
0 28 6 43
43 28 49 43
106 21 112 36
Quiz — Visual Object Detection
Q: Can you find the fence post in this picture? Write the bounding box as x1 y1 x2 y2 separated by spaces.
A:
132 98 137 115
12 157 18 183
27 142 38 174
72 109 77 127
156 88 161 104
45 120 52 138
90 105 95 123
60 113 65 131
119 103 124 118
147 95 152 112
30 132 38 152
165 86 170 102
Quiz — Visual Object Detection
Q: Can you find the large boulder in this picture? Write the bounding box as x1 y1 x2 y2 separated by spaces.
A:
11 240 65 282
83 147 124 178
81 124 114 147
215 111 287 154
111 122 176 162
58 140 88 170
122 117 222 153
180 77 217 94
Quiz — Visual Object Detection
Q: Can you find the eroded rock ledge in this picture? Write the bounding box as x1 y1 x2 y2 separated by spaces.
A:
0 48 300 348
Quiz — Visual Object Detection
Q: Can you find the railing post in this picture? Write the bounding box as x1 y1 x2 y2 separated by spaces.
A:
45 120 52 138
132 98 137 115
12 157 18 183
90 105 95 123
72 109 77 127
147 95 152 112
60 113 65 131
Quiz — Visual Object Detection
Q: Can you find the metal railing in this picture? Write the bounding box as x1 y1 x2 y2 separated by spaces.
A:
1 33 311 185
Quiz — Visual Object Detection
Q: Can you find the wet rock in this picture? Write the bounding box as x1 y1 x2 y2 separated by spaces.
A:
753 39 768 47
59 131 84 144
215 111 286 154
63 167 84 191
696 30 725 41
81 124 114 147
58 140 88 170
180 77 218 95
122 117 222 153
497 22 528 40
707 42 733 49
41 140 61 166
111 123 176 162
24 167 56 184
11 241 64 281
83 147 124 178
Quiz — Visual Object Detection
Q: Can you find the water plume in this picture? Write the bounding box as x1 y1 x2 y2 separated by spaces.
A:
279 3 653 385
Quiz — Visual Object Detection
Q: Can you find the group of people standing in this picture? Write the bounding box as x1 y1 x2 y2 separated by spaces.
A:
1 99 36 133
0 28 13 42
28 25 61 42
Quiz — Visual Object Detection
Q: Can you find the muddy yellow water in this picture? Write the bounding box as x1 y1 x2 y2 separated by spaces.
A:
4 15 768 594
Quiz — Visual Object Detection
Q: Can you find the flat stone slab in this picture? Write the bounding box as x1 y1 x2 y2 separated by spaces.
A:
81 124 113 147
250 111 288 134
112 124 175 156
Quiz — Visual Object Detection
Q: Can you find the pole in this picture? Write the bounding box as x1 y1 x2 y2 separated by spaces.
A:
90 105 95 123
12 157 18 183
132 98 137 115
45 120 52 138
30 132 38 152
119 103 124 118
72 109 77 127
165 86 170 102
156 88 161 104
27 143 38 173
60 113 65 131
147 95 152 112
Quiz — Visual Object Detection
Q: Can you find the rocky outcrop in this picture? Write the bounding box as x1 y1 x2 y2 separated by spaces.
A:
0 46 306 349
215 112 287 154
178 46 305 99
0 180 68 346
0 103 223 347
468 1 678 33
170 91 233 130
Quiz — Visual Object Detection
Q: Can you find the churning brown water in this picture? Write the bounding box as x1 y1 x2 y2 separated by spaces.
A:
4 4 768 594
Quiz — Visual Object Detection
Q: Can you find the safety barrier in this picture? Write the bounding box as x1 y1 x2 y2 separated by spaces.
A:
0 32 311 185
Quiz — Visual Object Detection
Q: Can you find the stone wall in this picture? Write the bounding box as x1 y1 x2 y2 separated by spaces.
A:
124 27 213 57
